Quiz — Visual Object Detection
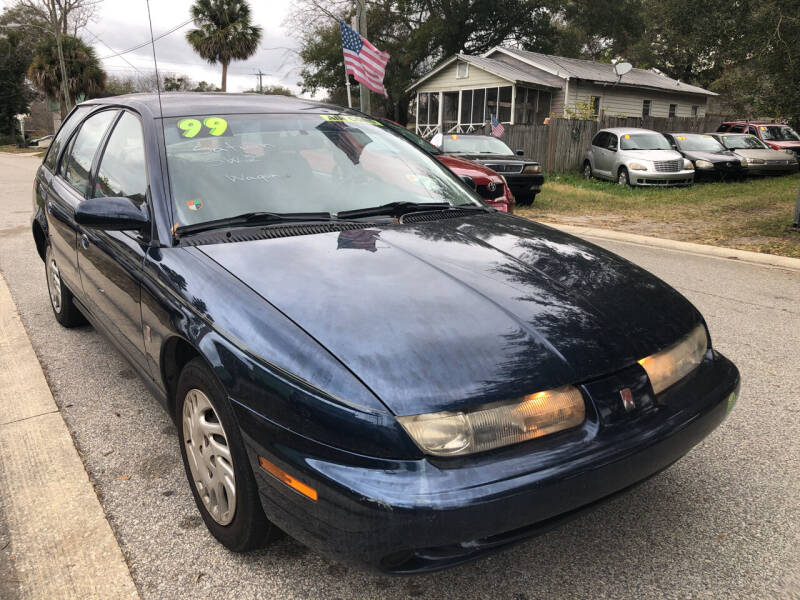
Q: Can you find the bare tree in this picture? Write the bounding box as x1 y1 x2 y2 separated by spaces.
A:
14 0 102 35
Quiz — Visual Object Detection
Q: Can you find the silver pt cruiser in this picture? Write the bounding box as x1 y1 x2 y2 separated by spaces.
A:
583 128 695 186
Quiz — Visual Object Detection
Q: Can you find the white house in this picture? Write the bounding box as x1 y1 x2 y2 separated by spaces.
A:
406 47 717 137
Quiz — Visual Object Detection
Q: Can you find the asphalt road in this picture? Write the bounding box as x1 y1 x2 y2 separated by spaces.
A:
1 153 798 599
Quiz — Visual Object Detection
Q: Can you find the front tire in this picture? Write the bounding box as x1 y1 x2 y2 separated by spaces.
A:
617 167 631 186
45 243 86 327
177 358 280 552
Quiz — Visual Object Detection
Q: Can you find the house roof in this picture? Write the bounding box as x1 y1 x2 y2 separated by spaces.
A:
405 54 564 93
492 47 717 97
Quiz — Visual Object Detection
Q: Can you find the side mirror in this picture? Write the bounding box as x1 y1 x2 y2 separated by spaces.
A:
459 174 477 190
515 149 524 156
75 197 149 231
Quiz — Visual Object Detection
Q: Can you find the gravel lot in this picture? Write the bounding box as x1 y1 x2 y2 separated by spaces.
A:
1 153 798 599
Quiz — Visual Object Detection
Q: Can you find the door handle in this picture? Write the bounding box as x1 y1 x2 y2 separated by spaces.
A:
80 234 90 250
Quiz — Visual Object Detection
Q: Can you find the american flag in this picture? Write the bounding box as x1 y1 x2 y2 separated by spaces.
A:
491 113 505 137
340 21 390 97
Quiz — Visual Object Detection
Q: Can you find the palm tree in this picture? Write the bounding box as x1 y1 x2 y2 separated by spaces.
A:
186 0 262 92
28 35 106 115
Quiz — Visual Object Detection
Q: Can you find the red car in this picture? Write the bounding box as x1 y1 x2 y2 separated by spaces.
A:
378 119 515 213
716 121 800 159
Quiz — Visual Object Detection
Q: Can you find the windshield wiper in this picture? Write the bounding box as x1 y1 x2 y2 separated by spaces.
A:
174 211 334 237
337 201 483 220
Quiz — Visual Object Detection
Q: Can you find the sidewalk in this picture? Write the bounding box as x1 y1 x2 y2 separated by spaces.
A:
0 273 138 599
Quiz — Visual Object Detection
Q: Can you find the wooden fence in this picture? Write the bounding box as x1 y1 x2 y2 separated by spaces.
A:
478 114 732 173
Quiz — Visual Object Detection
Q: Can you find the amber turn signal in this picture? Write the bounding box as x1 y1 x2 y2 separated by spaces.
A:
258 456 318 501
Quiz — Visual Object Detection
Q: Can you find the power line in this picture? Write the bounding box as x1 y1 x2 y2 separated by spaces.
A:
85 29 144 74
96 18 193 60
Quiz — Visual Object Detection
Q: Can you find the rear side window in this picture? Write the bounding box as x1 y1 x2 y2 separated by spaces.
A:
43 106 91 172
60 110 118 197
93 112 147 206
592 132 608 147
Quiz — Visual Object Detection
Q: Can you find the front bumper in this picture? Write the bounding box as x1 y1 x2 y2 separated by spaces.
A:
630 169 695 186
237 350 739 573
503 173 544 199
695 163 745 180
745 161 799 175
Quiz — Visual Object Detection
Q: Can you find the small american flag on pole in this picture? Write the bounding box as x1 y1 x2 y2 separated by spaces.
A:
340 21 390 97
490 113 505 137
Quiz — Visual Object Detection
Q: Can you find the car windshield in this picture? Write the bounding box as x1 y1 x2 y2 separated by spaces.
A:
760 125 800 142
620 133 672 150
441 135 514 155
719 135 767 150
381 120 441 155
163 113 479 226
673 134 725 152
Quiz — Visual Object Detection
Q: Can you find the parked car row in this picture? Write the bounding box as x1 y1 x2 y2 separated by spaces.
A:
583 127 799 187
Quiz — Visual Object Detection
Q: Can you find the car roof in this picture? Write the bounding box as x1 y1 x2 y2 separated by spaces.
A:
710 132 749 136
78 92 346 119
722 121 786 126
598 127 663 135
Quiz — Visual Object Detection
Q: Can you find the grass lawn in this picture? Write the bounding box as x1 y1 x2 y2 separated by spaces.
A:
0 145 45 156
517 172 800 258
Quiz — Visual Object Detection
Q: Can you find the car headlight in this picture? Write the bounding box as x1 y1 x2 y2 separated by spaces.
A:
629 162 649 171
739 156 749 166
397 385 585 457
695 159 714 169
783 149 795 155
523 164 541 174
638 325 708 395
683 159 694 170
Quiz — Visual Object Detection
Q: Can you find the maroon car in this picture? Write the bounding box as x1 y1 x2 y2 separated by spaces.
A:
716 121 800 159
378 119 515 213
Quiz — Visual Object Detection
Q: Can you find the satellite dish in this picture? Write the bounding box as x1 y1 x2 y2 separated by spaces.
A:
614 62 633 77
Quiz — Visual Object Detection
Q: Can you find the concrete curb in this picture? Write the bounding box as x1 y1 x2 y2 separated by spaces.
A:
542 222 800 272
0 273 139 599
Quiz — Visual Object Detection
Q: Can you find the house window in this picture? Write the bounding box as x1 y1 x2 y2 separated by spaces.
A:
460 90 472 124
443 92 458 126
669 104 677 118
498 86 512 122
537 91 551 124
471 89 485 124
591 96 601 118
485 87 498 122
642 99 651 117
691 105 699 118
456 62 469 79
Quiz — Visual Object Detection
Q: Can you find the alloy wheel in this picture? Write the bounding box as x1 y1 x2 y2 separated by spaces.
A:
182 388 237 525
583 163 592 179
618 170 629 185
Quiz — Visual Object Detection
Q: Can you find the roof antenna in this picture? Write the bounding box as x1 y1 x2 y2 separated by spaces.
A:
145 0 164 119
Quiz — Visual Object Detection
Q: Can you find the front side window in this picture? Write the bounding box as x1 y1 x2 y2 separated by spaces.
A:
94 112 148 206
61 110 118 196
43 106 92 172
164 114 479 226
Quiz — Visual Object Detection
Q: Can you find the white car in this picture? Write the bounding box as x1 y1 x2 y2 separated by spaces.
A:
583 128 695 186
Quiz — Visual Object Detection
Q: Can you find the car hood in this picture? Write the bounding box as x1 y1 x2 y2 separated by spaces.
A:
621 149 685 161
447 153 532 164
733 148 795 161
198 214 701 416
681 149 739 163
436 155 503 183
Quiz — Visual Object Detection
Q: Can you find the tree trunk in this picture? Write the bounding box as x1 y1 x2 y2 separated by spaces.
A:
221 61 228 92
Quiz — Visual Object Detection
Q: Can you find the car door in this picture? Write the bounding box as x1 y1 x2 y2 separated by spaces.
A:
45 108 117 301
591 132 613 178
77 110 150 373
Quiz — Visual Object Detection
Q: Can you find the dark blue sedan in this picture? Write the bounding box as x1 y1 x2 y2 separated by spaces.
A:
32 93 740 573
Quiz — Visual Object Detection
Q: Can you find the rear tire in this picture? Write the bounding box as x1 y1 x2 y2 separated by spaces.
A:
45 243 86 328
583 161 593 180
177 357 281 552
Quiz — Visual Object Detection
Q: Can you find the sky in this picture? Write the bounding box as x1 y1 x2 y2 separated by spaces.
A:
3 0 308 94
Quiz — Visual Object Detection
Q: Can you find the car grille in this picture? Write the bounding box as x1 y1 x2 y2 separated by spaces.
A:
766 159 791 165
483 163 523 173
653 159 683 173
476 183 505 200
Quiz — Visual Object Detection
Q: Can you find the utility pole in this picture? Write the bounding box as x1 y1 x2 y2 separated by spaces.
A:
255 69 266 93
48 0 71 112
353 0 370 115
